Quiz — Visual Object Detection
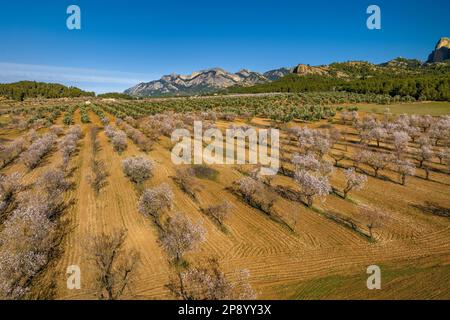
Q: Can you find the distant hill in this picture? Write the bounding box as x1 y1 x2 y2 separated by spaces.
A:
0 81 95 101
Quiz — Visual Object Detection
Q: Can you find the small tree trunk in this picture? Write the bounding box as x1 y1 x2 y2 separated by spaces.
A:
368 225 373 239
307 196 313 207
177 271 187 300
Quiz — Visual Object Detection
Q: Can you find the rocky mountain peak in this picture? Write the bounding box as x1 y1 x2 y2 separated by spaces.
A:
427 37 450 63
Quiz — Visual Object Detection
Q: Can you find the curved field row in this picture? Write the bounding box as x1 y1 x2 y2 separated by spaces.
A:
14 108 449 300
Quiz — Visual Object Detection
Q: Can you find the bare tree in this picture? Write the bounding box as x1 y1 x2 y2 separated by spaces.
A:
159 212 206 262
329 127 341 147
166 257 256 300
88 229 140 300
173 167 199 199
90 160 109 194
343 168 367 199
138 183 174 229
360 205 388 239
122 156 154 184
90 126 101 155
204 201 234 226
330 152 346 166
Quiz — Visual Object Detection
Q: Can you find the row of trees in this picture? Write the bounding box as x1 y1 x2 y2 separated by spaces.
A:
60 126 82 170
0 137 26 169
21 133 56 169
115 137 254 300
0 167 71 299
97 91 414 122
347 113 449 179
227 62 450 101
117 117 154 152
89 126 108 195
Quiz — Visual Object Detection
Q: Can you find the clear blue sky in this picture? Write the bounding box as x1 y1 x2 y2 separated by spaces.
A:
0 0 449 93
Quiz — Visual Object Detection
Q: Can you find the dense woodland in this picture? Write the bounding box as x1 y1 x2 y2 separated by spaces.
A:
0 81 95 101
228 60 450 101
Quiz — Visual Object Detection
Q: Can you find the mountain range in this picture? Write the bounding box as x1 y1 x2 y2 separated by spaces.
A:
125 37 450 97
124 67 291 97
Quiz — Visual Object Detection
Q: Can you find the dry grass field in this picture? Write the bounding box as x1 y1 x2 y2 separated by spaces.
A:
0 98 449 300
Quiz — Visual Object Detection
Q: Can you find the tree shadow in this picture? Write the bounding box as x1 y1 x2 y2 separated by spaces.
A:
410 201 450 218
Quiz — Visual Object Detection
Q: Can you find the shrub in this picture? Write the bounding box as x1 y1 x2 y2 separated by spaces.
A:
122 156 154 184
204 201 234 226
166 257 256 300
173 168 199 199
111 131 127 153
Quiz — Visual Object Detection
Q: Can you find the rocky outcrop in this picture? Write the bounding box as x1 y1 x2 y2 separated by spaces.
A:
292 64 329 76
427 37 450 63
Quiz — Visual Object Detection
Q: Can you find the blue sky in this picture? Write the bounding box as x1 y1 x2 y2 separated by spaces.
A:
0 0 449 93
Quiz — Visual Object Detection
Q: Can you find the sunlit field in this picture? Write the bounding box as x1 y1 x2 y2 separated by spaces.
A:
0 94 449 300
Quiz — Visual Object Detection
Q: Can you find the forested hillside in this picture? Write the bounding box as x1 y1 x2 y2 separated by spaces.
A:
0 81 95 101
228 60 450 101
